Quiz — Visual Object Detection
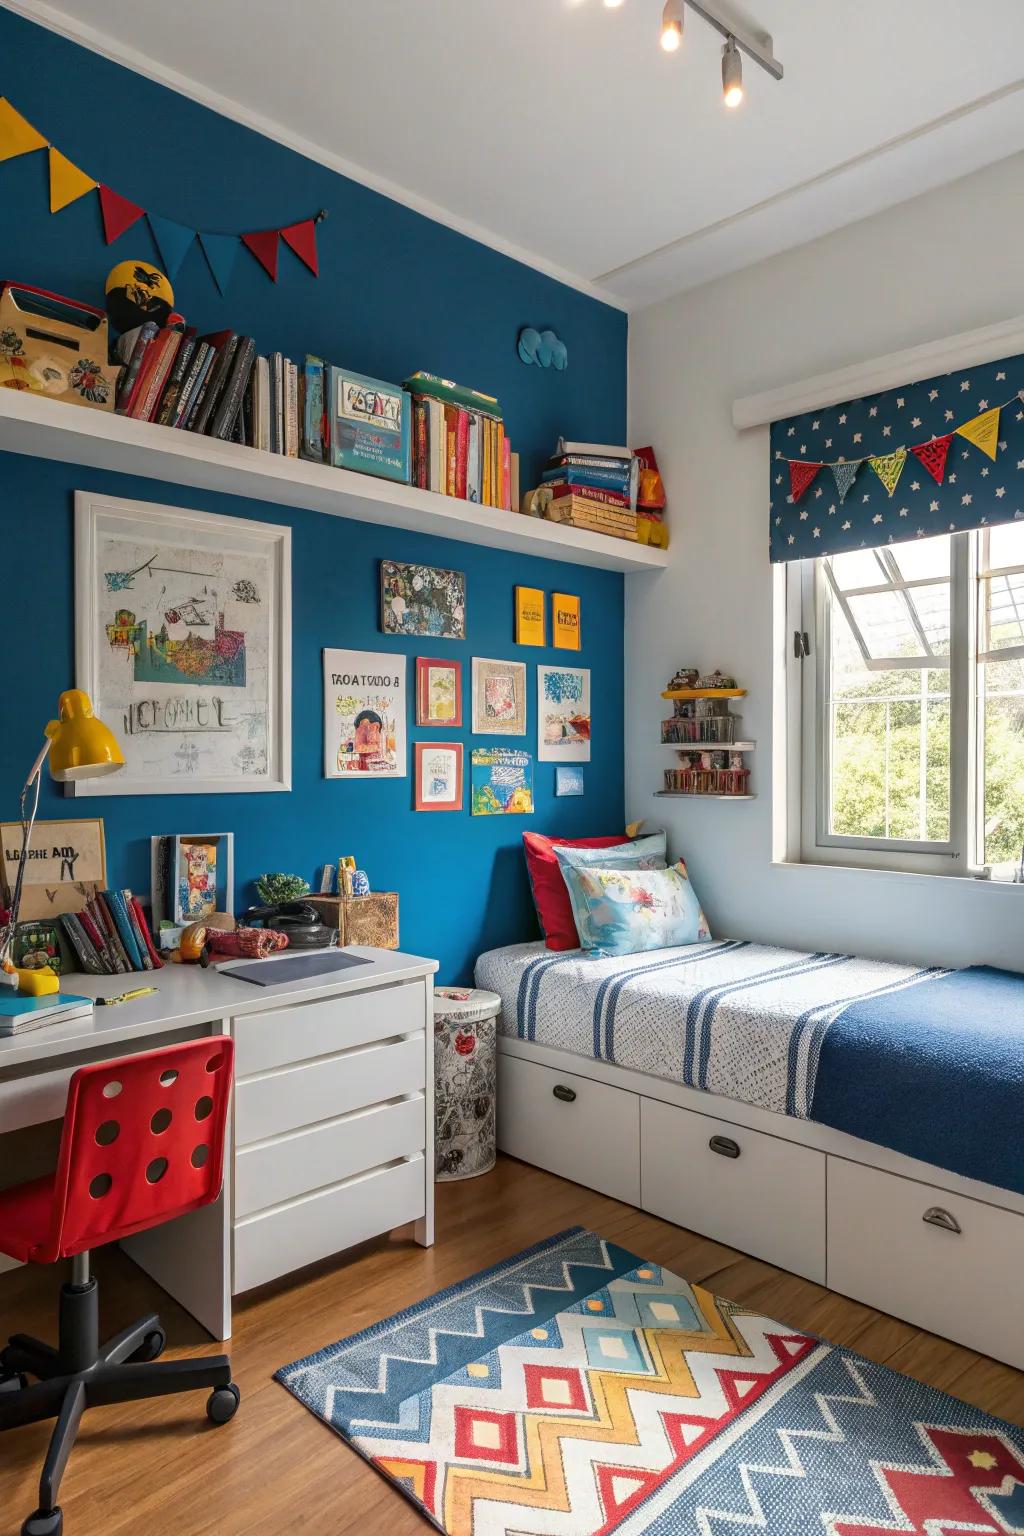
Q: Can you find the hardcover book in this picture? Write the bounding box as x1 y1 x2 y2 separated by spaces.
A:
328 367 411 483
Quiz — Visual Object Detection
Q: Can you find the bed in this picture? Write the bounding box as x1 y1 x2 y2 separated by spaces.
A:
476 939 1024 1370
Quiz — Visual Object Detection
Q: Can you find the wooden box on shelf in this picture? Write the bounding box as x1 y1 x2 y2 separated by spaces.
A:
307 893 399 950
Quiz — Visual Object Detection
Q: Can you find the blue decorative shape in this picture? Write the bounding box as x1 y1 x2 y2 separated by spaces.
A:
518 325 568 369
351 869 370 896
198 230 240 295
147 213 195 280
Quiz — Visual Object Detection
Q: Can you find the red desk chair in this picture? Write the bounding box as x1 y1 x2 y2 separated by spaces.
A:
0 1037 240 1536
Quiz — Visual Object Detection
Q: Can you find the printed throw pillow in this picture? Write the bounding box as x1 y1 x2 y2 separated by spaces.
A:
553 832 668 877
522 832 634 951
559 857 712 958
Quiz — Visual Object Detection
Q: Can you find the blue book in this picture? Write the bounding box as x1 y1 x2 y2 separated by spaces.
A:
0 991 93 1036
328 366 411 483
541 465 631 491
102 891 144 972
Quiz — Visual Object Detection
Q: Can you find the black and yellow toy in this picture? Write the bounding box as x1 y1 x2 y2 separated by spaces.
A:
104 259 174 334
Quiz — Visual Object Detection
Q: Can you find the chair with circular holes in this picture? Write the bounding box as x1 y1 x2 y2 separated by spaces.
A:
0 1037 239 1536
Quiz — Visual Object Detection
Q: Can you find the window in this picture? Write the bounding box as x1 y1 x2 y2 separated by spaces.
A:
790 523 1024 879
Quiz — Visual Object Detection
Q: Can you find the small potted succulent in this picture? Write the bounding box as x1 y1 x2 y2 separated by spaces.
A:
255 872 310 906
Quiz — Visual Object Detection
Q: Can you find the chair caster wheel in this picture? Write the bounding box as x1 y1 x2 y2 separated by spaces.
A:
22 1509 62 1536
129 1327 166 1363
206 1382 240 1424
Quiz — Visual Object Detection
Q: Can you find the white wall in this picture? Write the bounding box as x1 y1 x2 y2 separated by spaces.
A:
626 150 1024 972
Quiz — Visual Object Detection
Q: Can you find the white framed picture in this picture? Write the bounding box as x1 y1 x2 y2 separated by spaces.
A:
323 648 407 777
471 657 527 735
73 492 291 795
538 664 591 762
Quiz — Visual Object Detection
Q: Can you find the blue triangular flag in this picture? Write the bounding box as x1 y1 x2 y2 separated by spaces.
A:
831 461 860 504
199 230 240 296
147 213 195 280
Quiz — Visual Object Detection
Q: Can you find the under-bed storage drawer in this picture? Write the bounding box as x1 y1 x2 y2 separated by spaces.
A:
641 1098 826 1282
827 1157 1024 1370
497 1054 640 1205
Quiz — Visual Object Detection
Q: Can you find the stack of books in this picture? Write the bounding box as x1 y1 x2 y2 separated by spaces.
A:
57 890 163 976
0 990 93 1038
115 325 258 441
539 439 639 540
404 372 518 509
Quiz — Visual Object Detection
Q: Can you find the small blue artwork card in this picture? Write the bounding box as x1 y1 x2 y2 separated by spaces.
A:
555 765 584 797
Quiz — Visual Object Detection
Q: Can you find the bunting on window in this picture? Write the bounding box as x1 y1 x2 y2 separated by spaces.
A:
0 94 327 293
789 461 822 503
909 434 953 486
956 406 1001 460
831 461 860 503
868 449 907 498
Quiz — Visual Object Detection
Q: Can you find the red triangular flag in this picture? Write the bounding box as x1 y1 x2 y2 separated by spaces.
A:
280 217 319 277
789 461 823 503
99 184 145 244
910 433 953 486
242 228 280 281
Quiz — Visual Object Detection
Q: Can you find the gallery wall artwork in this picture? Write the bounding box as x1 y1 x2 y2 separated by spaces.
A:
380 559 466 639
74 493 291 795
323 648 407 777
471 747 534 816
538 665 591 762
414 742 463 812
514 586 545 646
0 816 106 919
555 765 585 797
416 657 462 727
472 657 527 736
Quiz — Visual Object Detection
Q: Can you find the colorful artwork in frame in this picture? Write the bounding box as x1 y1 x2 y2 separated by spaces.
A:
74 492 291 795
538 665 591 762
380 560 466 639
416 657 462 727
555 765 585 797
414 742 463 811
323 648 407 777
471 747 534 816
552 592 581 650
514 586 545 646
471 657 527 735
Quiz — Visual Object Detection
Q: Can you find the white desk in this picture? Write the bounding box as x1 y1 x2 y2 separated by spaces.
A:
0 948 438 1339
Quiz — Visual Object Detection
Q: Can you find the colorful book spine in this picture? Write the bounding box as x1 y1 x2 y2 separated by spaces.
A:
79 905 115 972
122 891 154 971
91 896 129 972
173 341 212 428
103 889 144 971
211 337 256 440
58 913 105 975
466 413 480 503
191 334 239 435
455 408 469 498
129 895 165 970
502 434 512 511
115 321 159 414
402 371 501 418
413 398 428 490
541 465 632 492
284 359 299 456
133 329 182 421
154 328 197 426
300 356 326 463
540 479 631 508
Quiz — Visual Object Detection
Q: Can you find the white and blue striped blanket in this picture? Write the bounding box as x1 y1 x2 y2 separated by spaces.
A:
475 939 943 1119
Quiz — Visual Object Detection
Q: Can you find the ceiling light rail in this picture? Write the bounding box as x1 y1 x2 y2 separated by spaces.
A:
636 0 784 99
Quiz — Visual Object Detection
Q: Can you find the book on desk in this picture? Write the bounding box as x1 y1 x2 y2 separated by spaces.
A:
0 991 94 1037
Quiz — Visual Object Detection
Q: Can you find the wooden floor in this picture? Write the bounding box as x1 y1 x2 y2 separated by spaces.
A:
1 1155 1022 1534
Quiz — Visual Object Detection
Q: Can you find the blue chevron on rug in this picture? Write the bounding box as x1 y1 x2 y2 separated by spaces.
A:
276 1226 1024 1535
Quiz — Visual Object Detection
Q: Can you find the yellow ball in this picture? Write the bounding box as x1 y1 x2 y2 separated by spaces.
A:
105 259 174 333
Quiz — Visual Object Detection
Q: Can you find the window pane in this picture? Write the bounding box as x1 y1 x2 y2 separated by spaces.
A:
888 534 951 584
981 654 1024 870
905 582 952 655
987 522 1024 573
828 548 886 591
983 571 1024 653
826 577 951 843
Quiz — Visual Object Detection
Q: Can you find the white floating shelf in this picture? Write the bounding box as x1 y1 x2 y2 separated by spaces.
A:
0 390 669 574
654 792 757 800
661 740 756 750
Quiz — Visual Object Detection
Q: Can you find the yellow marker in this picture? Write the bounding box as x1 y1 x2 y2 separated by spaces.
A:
96 986 158 1008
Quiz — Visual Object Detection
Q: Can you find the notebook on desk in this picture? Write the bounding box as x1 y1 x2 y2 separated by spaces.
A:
0 992 94 1037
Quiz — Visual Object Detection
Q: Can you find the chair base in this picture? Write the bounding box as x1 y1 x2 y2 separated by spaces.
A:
0 1278 238 1536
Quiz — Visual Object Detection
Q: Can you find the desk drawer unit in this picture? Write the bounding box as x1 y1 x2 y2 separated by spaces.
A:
234 1095 425 1218
234 1155 425 1293
234 1034 425 1146
234 982 423 1077
827 1157 1024 1370
641 1097 827 1283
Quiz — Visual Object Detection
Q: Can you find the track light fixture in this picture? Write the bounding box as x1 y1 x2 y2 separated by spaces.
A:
721 35 743 107
660 0 684 52
602 0 625 8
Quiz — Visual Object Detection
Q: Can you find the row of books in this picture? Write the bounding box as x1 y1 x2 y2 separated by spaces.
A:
57 890 164 977
405 373 518 510
537 438 639 541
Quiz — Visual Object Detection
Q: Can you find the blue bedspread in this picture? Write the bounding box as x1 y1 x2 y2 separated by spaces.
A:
811 965 1024 1195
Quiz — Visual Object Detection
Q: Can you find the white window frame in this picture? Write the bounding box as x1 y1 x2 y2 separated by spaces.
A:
785 534 979 876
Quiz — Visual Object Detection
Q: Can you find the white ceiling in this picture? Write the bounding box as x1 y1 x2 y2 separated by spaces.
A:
10 0 1024 309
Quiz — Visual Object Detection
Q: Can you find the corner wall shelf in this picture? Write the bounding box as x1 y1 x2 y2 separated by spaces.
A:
0 390 669 574
661 687 747 700
654 792 757 800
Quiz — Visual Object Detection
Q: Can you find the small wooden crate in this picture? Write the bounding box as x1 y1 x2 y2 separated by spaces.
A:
307 892 399 950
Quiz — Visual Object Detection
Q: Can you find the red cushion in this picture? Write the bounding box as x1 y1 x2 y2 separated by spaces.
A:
523 832 631 951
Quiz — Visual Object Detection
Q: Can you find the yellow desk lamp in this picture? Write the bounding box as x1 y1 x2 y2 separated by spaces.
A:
0 690 124 992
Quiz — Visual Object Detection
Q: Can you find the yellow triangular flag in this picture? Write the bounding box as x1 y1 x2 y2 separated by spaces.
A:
48 146 96 213
0 97 47 163
956 405 1001 461
868 449 907 498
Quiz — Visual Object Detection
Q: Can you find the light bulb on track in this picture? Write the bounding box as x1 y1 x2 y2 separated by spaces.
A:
722 35 744 107
660 0 684 51
603 0 625 8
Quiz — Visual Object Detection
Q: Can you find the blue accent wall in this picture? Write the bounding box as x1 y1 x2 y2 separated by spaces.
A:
0 12 627 982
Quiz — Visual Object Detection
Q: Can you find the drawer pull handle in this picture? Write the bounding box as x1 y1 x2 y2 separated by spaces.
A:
552 1084 577 1104
923 1206 962 1236
709 1135 741 1160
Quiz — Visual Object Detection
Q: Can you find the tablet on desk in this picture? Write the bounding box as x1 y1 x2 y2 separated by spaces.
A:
222 950 374 987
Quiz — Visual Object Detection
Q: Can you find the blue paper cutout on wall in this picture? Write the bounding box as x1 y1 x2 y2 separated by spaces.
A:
147 213 196 281
518 326 568 370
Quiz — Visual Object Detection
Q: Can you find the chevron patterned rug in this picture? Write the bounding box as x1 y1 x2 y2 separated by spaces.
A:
276 1227 1024 1535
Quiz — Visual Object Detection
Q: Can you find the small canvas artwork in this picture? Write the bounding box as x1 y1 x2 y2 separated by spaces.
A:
323 649 407 777
416 657 462 727
538 665 591 762
555 765 585 797
552 592 581 650
514 586 545 646
415 743 463 812
380 560 466 639
472 658 527 735
177 839 217 921
471 747 534 816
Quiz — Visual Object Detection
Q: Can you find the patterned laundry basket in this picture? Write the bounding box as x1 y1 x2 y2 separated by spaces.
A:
433 986 500 1181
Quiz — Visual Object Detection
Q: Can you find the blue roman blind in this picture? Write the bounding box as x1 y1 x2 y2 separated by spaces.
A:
769 352 1024 562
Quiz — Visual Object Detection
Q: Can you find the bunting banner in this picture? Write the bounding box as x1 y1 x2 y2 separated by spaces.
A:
0 93 326 293
868 449 907 499
831 461 860 503
789 460 823 503
910 433 953 486
956 405 1001 461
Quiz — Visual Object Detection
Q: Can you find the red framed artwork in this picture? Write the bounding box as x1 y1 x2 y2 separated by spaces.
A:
414 742 464 812
416 657 462 727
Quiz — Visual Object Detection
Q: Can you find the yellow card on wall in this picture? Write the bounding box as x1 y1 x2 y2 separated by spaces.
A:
515 586 546 646
552 592 581 650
